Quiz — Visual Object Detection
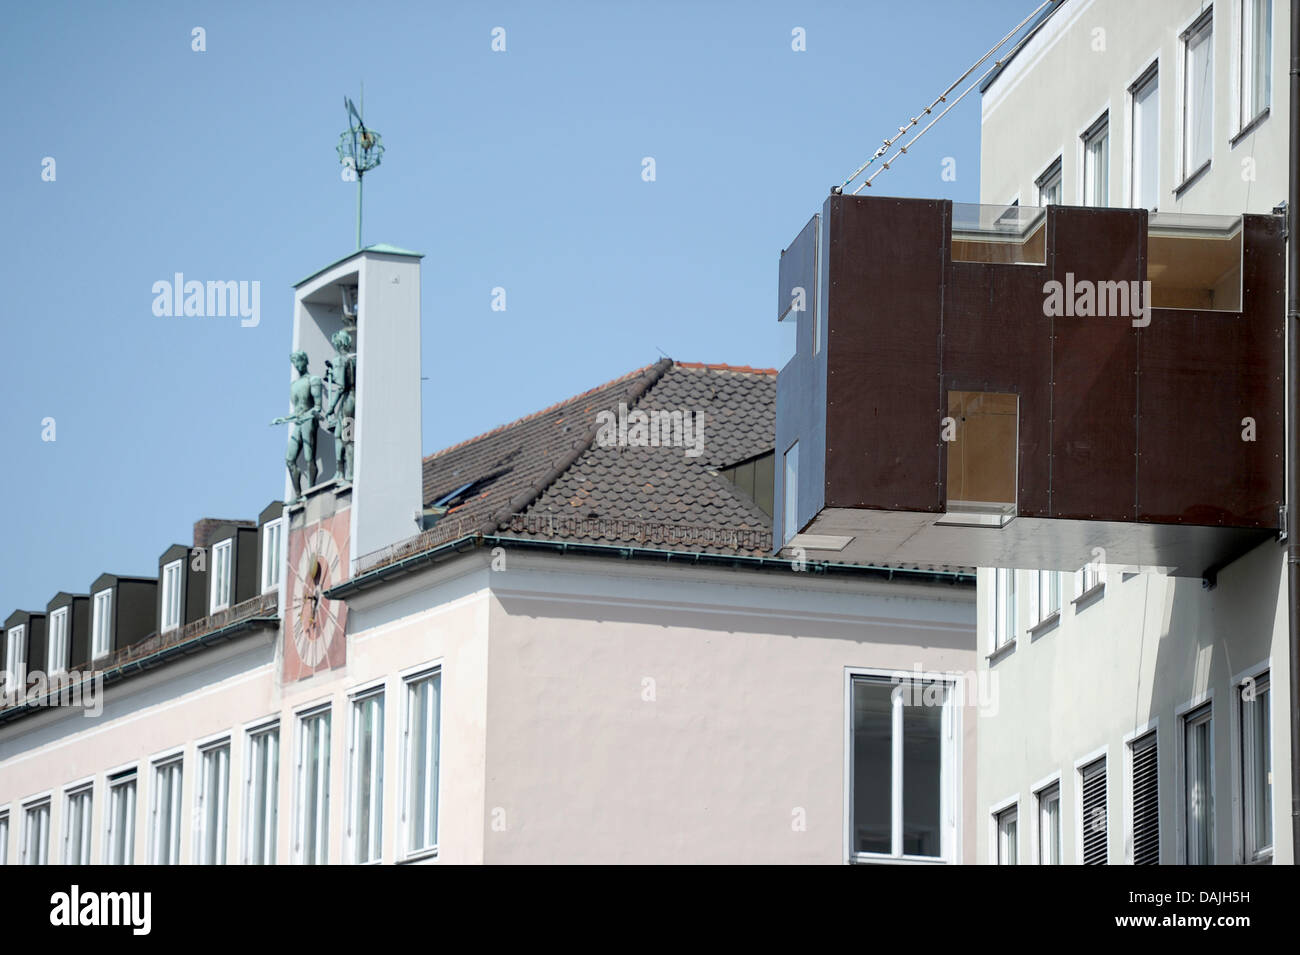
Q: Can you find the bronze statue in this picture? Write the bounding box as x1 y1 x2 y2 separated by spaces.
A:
272 351 325 501
324 329 357 483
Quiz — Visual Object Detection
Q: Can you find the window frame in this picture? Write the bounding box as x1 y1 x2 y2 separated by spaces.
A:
261 517 286 594
1238 668 1272 863
992 797 1020 865
1035 156 1063 207
1127 60 1161 210
1079 109 1111 207
1180 699 1215 864
1179 8 1215 184
91 588 113 660
4 625 26 690
210 539 233 613
1028 570 1061 632
160 559 184 633
21 795 51 865
104 766 138 865
991 568 1017 652
242 718 280 865
294 703 332 865
148 752 184 865
347 685 386 864
0 808 8 866
1237 0 1273 133
62 780 94 865
195 737 231 865
844 667 959 865
399 665 443 862
1034 779 1062 865
47 607 70 675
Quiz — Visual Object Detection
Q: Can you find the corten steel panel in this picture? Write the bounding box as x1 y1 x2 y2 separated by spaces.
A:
825 196 946 512
943 260 1052 516
1048 206 1144 520
1137 214 1284 526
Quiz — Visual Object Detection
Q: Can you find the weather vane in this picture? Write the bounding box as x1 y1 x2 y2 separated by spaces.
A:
337 86 384 250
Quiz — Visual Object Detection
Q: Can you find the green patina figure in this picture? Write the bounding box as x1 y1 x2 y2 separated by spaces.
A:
271 351 325 501
324 329 357 483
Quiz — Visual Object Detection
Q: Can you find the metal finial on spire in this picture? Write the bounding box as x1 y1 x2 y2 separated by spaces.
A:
337 86 385 250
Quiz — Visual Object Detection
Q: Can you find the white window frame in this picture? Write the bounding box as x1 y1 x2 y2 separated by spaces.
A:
1237 667 1272 863
62 781 94 865
47 607 70 675
210 539 233 613
1079 110 1110 207
149 753 184 865
1035 155 1063 206
1124 722 1161 865
1033 777 1062 865
91 588 113 660
990 568 1017 651
400 666 442 862
261 517 286 594
1074 559 1106 604
991 796 1020 865
347 685 386 864
21 795 51 865
1180 9 1215 182
1127 60 1160 210
160 559 184 633
195 738 231 865
1075 748 1109 865
844 667 959 865
104 767 138 865
1028 570 1061 630
1236 0 1273 132
1179 698 1215 864
0 809 8 866
4 625 26 691
294 703 332 865
242 719 280 865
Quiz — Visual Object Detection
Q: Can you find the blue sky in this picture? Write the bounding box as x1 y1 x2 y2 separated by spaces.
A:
1 0 1034 614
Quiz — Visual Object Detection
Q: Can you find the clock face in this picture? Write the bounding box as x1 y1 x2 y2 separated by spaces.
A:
289 525 345 669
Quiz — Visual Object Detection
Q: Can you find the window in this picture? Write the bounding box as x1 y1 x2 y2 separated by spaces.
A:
106 770 137 865
1239 0 1272 127
1182 11 1214 179
1037 783 1061 864
47 608 69 674
196 741 230 865
1081 113 1110 206
211 539 233 613
22 799 50 865
848 673 953 863
1240 672 1271 861
92 589 113 660
995 804 1018 864
150 757 183 865
782 442 799 545
4 625 25 690
1183 704 1214 864
161 559 183 632
1080 757 1108 864
348 689 385 863
295 707 331 864
1131 732 1160 864
244 723 279 865
1029 570 1060 628
402 669 441 859
992 568 1016 650
63 785 93 864
0 811 7 865
1130 65 1160 209
1035 157 1062 206
1075 560 1104 600
262 518 285 594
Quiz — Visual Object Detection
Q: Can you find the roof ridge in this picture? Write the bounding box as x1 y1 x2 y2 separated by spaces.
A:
423 362 657 462
673 361 778 376
475 358 674 535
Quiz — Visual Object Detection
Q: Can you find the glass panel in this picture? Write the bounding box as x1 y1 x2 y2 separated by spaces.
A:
1083 118 1109 207
951 203 1047 265
1184 19 1214 173
1185 711 1213 864
902 690 943 857
1133 72 1159 208
1247 684 1272 852
852 680 893 855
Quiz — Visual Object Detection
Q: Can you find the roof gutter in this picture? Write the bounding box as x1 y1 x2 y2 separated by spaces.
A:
326 532 974 600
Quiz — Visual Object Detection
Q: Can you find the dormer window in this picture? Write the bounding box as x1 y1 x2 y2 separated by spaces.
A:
261 518 285 594
161 560 183 633
211 539 233 613
47 608 69 674
92 589 113 660
5 626 26 689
